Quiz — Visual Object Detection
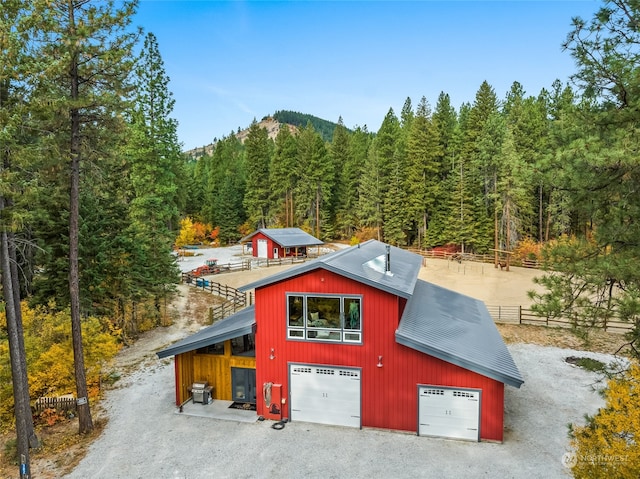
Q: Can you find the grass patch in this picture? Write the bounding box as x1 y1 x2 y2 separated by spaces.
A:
565 356 607 372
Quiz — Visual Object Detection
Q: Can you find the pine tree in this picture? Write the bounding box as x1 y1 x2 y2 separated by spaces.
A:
269 125 298 227
496 127 532 270
463 82 501 252
531 0 640 349
0 3 40 472
405 97 442 248
427 92 458 247
336 125 370 239
442 103 478 251
360 109 399 240
327 117 350 237
28 0 140 435
207 135 246 244
295 122 332 238
128 31 182 323
243 120 272 228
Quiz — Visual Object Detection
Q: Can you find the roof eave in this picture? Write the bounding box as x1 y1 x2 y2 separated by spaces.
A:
156 324 254 359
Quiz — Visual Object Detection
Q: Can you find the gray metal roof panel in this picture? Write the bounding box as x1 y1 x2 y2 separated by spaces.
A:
239 240 422 299
240 228 324 247
156 305 255 358
396 280 524 388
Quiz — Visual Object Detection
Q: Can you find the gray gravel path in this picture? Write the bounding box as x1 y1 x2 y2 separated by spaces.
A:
63 343 619 479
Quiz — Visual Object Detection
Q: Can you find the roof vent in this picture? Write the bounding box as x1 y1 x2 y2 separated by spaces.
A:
386 245 391 272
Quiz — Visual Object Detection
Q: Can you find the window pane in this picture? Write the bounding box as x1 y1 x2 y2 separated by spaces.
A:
344 298 361 330
288 329 304 338
231 334 255 357
344 332 361 342
288 295 304 326
307 296 340 328
308 330 340 341
196 342 224 355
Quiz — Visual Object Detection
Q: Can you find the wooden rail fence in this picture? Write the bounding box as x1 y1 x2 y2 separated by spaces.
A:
181 274 250 323
411 248 542 269
33 396 77 414
487 305 634 334
253 256 310 268
209 298 251 323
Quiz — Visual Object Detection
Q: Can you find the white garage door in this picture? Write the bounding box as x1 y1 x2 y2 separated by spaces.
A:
257 239 268 258
418 386 480 441
290 364 361 428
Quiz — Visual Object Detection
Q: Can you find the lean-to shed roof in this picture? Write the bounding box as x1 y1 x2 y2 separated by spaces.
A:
156 305 255 359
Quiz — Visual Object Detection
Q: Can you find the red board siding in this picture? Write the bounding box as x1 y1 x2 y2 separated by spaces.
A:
253 268 506 442
251 232 306 259
252 233 272 258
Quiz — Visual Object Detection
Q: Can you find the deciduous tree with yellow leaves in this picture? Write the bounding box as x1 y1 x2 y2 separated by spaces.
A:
568 362 640 478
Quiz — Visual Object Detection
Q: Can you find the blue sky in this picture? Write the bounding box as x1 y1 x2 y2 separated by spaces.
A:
133 0 601 151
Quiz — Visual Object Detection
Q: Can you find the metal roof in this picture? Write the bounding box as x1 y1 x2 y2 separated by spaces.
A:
156 306 255 359
158 240 523 389
396 280 524 388
240 228 324 247
239 240 422 299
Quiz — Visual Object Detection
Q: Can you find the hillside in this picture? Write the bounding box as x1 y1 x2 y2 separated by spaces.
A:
183 111 343 159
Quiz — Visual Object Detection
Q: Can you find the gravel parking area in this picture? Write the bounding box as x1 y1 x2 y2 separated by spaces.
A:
63 345 619 479
61 246 622 478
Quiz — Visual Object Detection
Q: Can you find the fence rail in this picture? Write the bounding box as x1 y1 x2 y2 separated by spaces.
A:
209 297 251 323
254 256 309 268
182 276 246 302
487 305 634 334
181 274 249 323
412 248 542 269
33 396 77 414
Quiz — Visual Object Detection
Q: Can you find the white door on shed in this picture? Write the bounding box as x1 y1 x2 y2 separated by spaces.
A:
257 239 268 258
418 386 480 441
289 364 361 428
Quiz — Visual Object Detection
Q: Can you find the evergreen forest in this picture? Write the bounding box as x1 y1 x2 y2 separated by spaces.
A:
2 0 640 474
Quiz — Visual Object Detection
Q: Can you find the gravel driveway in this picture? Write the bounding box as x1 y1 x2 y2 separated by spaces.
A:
60 246 621 478
62 343 617 479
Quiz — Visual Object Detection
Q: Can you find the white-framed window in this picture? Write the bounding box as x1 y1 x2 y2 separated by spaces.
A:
286 294 362 343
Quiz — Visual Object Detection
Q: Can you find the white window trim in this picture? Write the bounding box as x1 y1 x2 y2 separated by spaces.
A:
286 293 362 344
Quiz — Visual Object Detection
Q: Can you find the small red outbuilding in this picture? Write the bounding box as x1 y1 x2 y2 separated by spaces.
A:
158 240 523 442
240 227 323 259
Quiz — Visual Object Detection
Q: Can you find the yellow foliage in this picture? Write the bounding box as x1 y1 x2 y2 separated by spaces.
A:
356 227 378 243
175 217 197 248
0 302 121 430
569 362 640 478
512 237 542 262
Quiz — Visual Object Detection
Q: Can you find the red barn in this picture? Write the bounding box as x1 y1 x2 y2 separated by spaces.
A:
240 228 323 259
158 240 523 442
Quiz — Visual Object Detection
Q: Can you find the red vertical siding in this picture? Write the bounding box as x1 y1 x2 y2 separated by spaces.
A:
254 268 506 442
252 232 283 259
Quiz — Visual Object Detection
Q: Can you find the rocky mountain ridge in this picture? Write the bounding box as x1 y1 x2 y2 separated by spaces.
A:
184 116 298 159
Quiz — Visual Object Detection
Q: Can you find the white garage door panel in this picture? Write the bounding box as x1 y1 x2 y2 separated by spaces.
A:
418 387 480 441
257 239 268 258
290 365 361 428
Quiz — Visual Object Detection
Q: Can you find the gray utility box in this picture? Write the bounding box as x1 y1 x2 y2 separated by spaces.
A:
191 381 213 404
